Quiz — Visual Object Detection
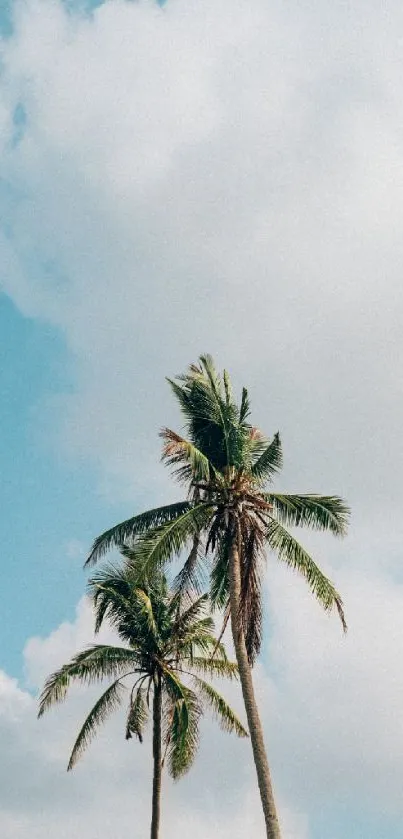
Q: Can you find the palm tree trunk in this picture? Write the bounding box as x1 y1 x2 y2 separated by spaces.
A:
150 675 162 839
229 539 282 839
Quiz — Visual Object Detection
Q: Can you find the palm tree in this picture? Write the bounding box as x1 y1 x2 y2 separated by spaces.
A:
38 560 247 839
86 355 350 839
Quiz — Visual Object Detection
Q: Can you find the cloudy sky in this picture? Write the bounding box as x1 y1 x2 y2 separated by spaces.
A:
1 0 403 836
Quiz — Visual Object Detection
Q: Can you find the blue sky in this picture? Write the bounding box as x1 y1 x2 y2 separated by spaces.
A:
0 295 119 675
1 1 403 838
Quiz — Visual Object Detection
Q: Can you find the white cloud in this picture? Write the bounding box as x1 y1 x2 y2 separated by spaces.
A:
264 561 403 818
2 0 403 514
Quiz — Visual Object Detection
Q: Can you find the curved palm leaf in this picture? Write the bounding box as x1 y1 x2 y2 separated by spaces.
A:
239 387 250 423
160 428 213 483
191 676 248 738
266 518 347 630
251 433 283 482
38 645 138 716
266 493 350 536
163 671 201 779
128 504 214 574
170 594 209 634
67 679 125 770
86 501 192 566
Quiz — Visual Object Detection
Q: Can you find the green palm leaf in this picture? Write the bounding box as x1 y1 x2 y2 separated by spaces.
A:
265 493 350 536
67 679 125 770
192 676 248 738
251 432 283 482
210 537 230 610
38 645 138 716
170 594 209 635
128 504 213 574
239 387 250 423
266 519 347 630
86 501 192 566
163 668 201 779
90 579 135 635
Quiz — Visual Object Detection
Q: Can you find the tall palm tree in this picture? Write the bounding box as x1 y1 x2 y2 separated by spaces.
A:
38 560 247 839
86 355 350 839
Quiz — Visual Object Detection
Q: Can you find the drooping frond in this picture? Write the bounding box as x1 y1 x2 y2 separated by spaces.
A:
38 645 138 717
162 668 201 779
126 504 213 575
90 575 134 635
191 676 248 738
86 501 192 566
265 493 350 536
67 679 125 770
210 535 231 611
126 684 149 742
251 432 283 483
266 519 347 630
239 525 264 663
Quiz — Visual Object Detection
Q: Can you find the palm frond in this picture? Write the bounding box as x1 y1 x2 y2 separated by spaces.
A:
89 575 135 635
163 670 201 779
170 594 209 636
251 432 283 482
86 502 192 566
67 679 125 770
239 387 250 423
160 428 212 483
266 519 347 630
178 628 224 661
239 526 264 663
265 493 350 536
127 504 213 575
38 645 138 717
192 677 248 738
210 536 231 610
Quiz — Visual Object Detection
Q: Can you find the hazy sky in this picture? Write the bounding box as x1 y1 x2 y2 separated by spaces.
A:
1 1 403 837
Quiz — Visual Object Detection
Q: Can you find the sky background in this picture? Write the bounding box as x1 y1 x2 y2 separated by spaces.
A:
1 1 403 837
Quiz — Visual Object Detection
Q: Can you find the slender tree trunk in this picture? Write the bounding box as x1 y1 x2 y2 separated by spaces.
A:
229 539 282 839
150 675 162 839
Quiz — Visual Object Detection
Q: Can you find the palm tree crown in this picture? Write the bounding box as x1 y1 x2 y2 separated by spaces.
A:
38 560 247 775
87 355 349 660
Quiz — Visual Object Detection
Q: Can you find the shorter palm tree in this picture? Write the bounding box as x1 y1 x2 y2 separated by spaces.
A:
38 561 247 839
